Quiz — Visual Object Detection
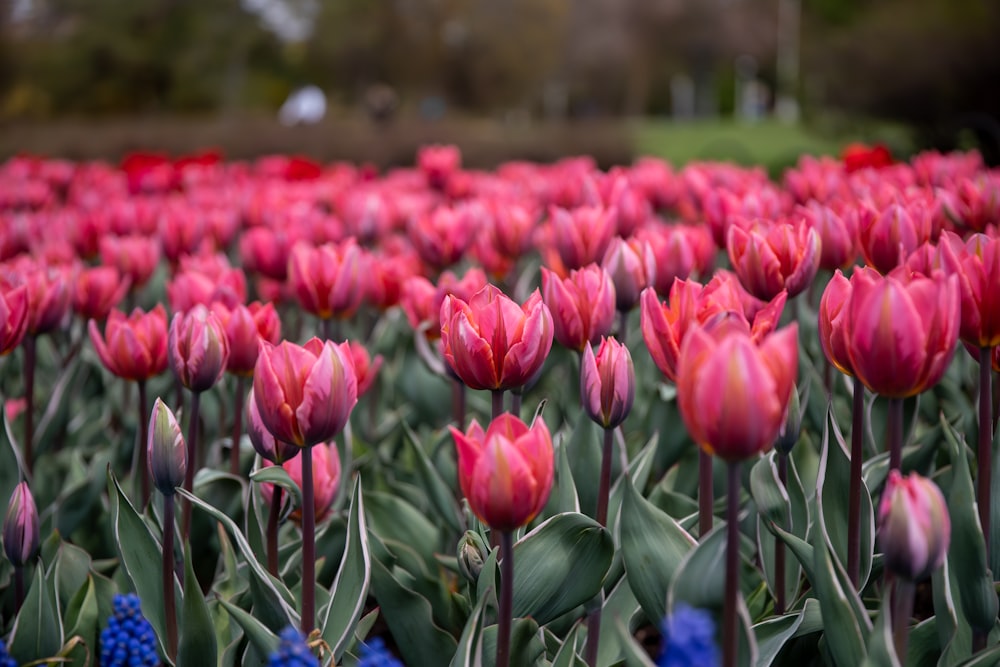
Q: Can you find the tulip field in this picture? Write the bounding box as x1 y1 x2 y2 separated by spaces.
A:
1 143 1000 667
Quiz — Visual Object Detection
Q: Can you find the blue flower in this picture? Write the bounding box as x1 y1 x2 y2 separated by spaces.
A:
0 638 18 667
658 604 720 667
99 593 160 667
358 637 403 667
268 627 318 667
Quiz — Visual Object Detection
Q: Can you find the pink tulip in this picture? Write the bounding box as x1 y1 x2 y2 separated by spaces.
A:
73 266 130 321
602 236 656 312
89 305 169 381
3 482 39 566
878 470 950 581
288 240 366 320
262 441 342 522
581 337 635 429
0 283 28 356
540 265 616 352
168 305 230 393
211 301 282 376
727 219 821 300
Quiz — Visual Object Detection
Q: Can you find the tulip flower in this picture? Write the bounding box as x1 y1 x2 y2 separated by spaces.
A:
635 223 716 296
856 200 936 274
408 206 473 271
99 234 161 289
240 226 296 281
401 268 488 339
246 388 299 465
288 239 366 327
418 144 461 190
147 398 186 497
261 440 341 523
345 340 383 398
601 236 656 314
3 481 39 612
158 202 206 267
440 285 554 411
89 305 169 382
878 470 950 657
580 337 635 431
540 265 616 353
798 202 858 271
726 219 821 300
545 206 617 274
0 283 27 356
167 266 246 314
168 305 230 394
72 266 130 322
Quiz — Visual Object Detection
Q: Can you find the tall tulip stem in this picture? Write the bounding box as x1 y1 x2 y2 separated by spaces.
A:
887 397 903 472
497 530 514 667
492 390 505 420
774 453 787 615
301 445 316 632
511 391 522 420
266 485 283 576
618 310 628 345
979 346 993 562
723 461 741 667
162 494 178 660
137 380 150 509
230 376 245 477
892 579 915 661
22 334 35 474
699 450 713 538
847 381 864 588
583 426 615 666
181 391 201 540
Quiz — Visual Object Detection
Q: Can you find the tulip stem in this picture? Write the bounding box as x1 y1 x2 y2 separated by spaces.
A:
497 530 514 667
267 485 283 577
301 445 316 632
162 494 178 660
887 397 903 472
22 334 35 475
723 461 741 667
137 380 150 509
13 564 24 614
230 376 245 477
181 391 201 540
617 310 628 345
774 453 787 615
511 392 522 420
892 579 915 661
979 346 993 563
584 593 603 667
596 427 614 527
699 449 713 538
847 381 864 589
452 379 466 428
492 390 504 420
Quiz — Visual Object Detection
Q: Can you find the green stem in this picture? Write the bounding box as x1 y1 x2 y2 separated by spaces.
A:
230 376 245 477
181 391 201 540
775 453 787 615
723 461 741 667
301 445 316 632
163 495 178 660
497 531 514 667
596 427 614 527
267 485 283 577
699 449 713 539
848 381 864 588
979 346 992 564
137 380 150 509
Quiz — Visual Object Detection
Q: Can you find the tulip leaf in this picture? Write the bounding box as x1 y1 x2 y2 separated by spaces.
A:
620 475 696 623
615 619 657 667
548 432 581 516
934 552 973 665
320 477 372 662
819 410 874 588
566 416 602 519
8 564 63 663
607 431 659 534
551 622 586 667
481 617 545 667
451 587 490 667
53 540 93 613
249 465 302 509
365 490 440 565
178 540 218 667
751 451 808 606
861 586 900 667
369 553 459 667
402 422 463 533
753 598 821 667
176 488 299 629
954 644 1000 667
218 599 280 658
596 575 642 667
64 574 102 667
512 512 614 626
108 471 180 661
941 416 999 633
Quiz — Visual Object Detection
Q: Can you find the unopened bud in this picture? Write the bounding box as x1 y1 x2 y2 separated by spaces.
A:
148 398 186 496
457 531 488 584
3 482 39 566
878 470 950 581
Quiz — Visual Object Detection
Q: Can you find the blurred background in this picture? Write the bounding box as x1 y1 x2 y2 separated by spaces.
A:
1 0 999 171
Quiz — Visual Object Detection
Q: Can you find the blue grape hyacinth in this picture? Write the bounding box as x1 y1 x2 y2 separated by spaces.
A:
357 637 403 667
0 638 18 667
268 627 318 667
99 593 160 667
658 604 720 667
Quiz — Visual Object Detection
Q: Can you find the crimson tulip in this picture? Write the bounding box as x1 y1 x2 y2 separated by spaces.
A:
288 239 366 321
73 266 129 321
878 470 950 581
168 304 230 393
0 283 27 356
727 219 821 300
211 301 281 376
540 265 616 352
88 305 168 381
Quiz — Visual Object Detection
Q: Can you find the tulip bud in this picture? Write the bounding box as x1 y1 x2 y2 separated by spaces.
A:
246 389 299 464
457 531 488 584
3 482 39 566
774 383 806 455
168 304 230 393
878 470 950 581
601 237 656 312
580 337 635 429
147 398 186 496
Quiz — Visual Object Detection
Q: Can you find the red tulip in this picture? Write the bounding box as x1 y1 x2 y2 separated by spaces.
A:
167 265 246 314
727 219 821 300
540 265 616 352
544 206 617 274
99 234 161 289
581 337 635 429
635 223 715 296
946 233 1000 348
5 260 73 336
798 202 858 271
73 266 130 321
602 236 656 312
0 283 28 356
449 413 554 531
288 240 366 320
440 284 554 391
878 470 950 581
408 206 473 271
211 301 282 376
845 268 959 398
818 269 856 376
253 338 358 447
418 144 461 190
856 200 936 274
88 305 169 381
168 304 230 393
677 322 799 461
261 441 341 522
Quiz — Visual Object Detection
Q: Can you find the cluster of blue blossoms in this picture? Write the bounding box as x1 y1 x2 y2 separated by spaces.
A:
357 637 403 667
268 627 318 667
0 639 17 667
658 604 720 667
100 593 160 667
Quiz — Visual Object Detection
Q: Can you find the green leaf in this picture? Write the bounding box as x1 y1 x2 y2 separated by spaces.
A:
751 452 808 606
403 423 463 533
596 575 642 667
8 564 63 663
548 433 581 516
512 513 614 626
451 588 490 667
178 543 218 667
320 477 372 662
620 476 696 623
861 586 900 667
615 619 656 667
551 622 586 667
753 598 821 667
954 643 1000 667
176 488 298 630
64 575 101 666
219 599 280 657
108 471 179 660
365 490 440 564
53 541 93 613
566 416 602 518
941 416 999 634
481 617 544 667
369 553 458 667
249 465 302 509
934 551 973 665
